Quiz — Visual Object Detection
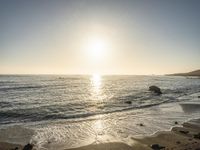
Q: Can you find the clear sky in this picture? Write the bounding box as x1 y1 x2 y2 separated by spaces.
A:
0 0 200 75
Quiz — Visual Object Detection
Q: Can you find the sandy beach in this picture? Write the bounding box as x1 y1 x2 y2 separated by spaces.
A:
1 0 200 149
66 119 200 150
1 118 200 150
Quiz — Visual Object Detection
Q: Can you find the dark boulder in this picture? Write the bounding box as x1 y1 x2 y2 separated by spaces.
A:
23 144 33 150
150 144 165 150
149 86 162 95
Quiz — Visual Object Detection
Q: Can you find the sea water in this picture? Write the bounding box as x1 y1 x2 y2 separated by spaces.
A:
0 75 200 149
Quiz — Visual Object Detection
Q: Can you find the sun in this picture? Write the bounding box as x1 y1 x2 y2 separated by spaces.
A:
86 36 107 60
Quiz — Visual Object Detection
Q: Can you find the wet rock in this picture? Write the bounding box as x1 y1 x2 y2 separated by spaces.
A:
136 123 144 126
198 96 200 98
23 144 33 150
150 144 165 150
139 123 144 126
125 101 132 104
149 86 162 95
193 133 200 139
176 141 181 144
179 130 189 134
175 121 178 125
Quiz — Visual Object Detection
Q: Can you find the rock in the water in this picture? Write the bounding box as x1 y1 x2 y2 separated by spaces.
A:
136 123 144 126
23 144 33 150
139 123 144 126
151 144 165 150
175 121 178 125
149 86 162 95
125 101 132 104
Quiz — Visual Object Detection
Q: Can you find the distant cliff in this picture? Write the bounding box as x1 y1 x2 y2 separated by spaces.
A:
167 69 200 76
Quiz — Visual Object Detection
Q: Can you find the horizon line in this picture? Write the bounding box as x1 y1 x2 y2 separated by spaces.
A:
0 73 165 76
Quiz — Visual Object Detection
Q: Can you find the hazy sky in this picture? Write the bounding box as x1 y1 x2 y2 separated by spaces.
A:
0 0 200 75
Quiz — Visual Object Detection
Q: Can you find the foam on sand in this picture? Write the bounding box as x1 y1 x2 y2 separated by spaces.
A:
66 119 200 150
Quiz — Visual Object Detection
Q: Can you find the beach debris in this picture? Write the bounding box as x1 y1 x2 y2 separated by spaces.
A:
193 133 200 139
48 140 51 143
23 143 33 150
176 141 181 144
150 144 165 150
175 121 178 125
136 123 144 126
179 130 189 134
149 86 162 95
139 123 144 126
125 101 132 104
198 96 200 98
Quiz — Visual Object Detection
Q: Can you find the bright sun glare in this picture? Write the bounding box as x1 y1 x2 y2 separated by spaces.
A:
91 74 101 88
86 36 107 60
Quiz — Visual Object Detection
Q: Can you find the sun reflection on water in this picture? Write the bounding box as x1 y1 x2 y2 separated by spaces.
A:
92 115 106 143
88 75 113 144
94 119 103 131
91 74 101 89
90 74 102 97
90 74 104 137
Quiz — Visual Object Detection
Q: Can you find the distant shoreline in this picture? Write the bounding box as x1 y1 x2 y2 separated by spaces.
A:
166 69 200 77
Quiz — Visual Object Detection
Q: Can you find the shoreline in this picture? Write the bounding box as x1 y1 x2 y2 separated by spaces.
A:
1 118 200 150
66 118 200 150
1 92 200 150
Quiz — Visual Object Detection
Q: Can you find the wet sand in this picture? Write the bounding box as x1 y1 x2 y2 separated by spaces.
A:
66 119 200 150
1 119 200 150
0 142 22 150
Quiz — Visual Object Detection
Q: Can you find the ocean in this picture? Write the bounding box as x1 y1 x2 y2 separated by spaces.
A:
0 75 200 149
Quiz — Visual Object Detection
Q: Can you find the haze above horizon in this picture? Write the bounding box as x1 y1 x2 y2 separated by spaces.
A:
0 0 200 75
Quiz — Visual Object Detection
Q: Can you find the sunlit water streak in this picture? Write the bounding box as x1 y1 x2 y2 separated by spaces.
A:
0 75 200 149
90 74 102 99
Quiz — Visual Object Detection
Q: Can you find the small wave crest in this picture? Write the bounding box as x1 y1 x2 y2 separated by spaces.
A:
0 99 171 125
0 85 43 92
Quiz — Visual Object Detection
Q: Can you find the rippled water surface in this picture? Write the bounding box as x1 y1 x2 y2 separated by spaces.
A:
0 75 200 149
